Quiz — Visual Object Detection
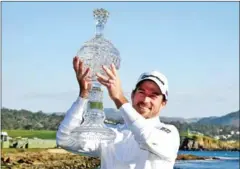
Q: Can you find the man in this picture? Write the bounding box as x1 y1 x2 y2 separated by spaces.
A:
56 56 180 169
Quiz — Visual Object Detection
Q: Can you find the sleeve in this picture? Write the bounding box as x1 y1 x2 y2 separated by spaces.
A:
56 97 101 157
119 103 180 162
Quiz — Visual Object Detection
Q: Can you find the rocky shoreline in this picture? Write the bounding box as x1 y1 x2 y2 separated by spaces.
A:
1 148 226 169
176 154 220 160
179 137 239 151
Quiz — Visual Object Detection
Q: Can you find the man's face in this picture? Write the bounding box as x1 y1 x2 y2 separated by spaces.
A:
131 80 167 119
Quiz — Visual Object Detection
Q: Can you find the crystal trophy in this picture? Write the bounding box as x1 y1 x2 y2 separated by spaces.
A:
71 8 120 152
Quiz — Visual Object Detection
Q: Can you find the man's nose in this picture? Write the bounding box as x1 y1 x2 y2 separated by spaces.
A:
143 96 151 103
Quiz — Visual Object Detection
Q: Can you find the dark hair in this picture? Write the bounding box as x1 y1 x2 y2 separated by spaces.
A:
132 81 144 94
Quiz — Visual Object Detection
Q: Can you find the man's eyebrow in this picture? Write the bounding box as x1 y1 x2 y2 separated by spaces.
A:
152 92 161 95
137 88 161 95
136 88 144 91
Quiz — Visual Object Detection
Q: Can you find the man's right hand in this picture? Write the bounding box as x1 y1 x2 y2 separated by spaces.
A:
73 56 92 98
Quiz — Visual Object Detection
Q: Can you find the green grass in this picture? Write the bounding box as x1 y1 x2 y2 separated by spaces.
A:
180 132 194 138
2 130 56 139
1 148 46 153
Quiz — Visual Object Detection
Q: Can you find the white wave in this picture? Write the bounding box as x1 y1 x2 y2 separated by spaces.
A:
217 156 239 160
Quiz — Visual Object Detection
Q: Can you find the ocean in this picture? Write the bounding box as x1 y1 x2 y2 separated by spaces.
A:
174 151 240 169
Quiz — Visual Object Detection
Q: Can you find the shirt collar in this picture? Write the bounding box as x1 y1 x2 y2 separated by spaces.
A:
120 116 161 130
145 116 161 126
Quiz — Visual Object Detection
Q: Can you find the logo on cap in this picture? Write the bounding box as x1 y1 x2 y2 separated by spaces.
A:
141 74 165 85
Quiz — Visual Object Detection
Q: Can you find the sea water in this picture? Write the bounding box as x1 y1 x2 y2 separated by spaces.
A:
174 151 240 169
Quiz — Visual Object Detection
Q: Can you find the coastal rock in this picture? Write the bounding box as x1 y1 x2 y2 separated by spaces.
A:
176 154 220 160
179 137 239 151
180 137 204 150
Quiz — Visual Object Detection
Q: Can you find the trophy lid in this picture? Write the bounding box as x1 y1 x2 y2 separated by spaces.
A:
93 8 109 25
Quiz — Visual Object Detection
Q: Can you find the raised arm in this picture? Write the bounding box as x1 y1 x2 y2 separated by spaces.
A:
56 56 101 157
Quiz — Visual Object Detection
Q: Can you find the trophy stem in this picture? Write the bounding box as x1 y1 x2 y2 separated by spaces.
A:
75 81 116 142
96 22 104 37
82 82 105 126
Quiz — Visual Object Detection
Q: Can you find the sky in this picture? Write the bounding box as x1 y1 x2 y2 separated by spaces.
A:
2 2 239 118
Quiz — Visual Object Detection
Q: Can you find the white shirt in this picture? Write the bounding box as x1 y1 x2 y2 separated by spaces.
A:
56 97 180 169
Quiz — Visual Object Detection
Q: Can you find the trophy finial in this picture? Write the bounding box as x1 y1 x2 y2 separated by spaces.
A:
93 8 110 25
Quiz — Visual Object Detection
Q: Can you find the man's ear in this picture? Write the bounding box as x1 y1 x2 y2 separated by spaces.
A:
131 92 134 100
161 100 167 107
131 92 134 101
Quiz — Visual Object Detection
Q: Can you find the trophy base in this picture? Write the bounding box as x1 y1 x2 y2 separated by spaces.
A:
72 126 116 142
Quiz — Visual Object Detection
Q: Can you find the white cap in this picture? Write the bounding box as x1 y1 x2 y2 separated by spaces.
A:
135 70 169 100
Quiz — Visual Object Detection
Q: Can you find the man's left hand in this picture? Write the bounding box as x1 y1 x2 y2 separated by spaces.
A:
96 64 128 108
